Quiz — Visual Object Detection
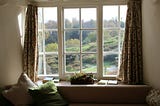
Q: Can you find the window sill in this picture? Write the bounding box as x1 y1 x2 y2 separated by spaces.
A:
36 80 151 104
37 80 149 88
36 80 149 88
56 81 151 104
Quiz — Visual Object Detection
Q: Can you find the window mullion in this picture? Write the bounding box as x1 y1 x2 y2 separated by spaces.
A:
118 6 121 69
79 8 82 73
58 5 63 79
97 4 103 80
42 8 47 75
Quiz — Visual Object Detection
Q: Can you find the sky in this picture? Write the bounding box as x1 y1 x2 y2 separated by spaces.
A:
38 5 127 23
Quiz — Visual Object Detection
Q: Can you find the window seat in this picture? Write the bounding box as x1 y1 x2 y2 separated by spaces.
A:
56 82 151 106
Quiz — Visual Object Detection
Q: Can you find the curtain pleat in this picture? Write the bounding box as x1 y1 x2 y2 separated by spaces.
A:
118 0 143 84
23 5 38 82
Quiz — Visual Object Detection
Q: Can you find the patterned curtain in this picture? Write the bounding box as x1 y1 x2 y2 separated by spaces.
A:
118 0 143 84
23 4 38 82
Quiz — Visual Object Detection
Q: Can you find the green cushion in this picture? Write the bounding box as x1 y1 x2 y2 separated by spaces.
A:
0 88 14 106
29 81 68 106
30 81 57 94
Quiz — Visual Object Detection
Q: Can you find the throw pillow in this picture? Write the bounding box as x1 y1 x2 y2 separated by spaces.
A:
29 80 57 94
17 72 37 88
146 89 160 106
29 81 68 106
2 72 37 106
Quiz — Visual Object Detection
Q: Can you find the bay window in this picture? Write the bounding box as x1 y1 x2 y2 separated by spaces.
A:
37 1 127 80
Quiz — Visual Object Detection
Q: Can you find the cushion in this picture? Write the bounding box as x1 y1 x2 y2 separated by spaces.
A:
17 72 37 88
29 81 68 106
146 89 160 106
2 72 37 106
30 80 57 94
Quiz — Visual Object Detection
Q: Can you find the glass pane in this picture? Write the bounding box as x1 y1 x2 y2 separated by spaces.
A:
38 55 44 74
64 8 80 28
103 29 119 52
103 53 118 75
38 8 43 29
81 8 96 29
120 5 127 28
46 55 58 75
103 6 118 28
65 54 80 73
65 30 80 52
45 31 58 52
82 30 97 52
120 30 125 51
82 54 97 73
44 7 57 29
38 31 43 52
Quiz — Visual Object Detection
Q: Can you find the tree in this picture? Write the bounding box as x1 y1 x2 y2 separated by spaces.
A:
45 43 58 52
45 20 57 29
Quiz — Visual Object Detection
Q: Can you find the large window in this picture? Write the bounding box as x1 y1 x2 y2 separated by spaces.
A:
103 5 127 77
63 8 97 74
37 1 127 80
38 7 58 76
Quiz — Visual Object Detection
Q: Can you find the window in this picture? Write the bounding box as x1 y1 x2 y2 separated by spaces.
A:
38 7 58 76
103 5 127 77
37 1 127 80
63 8 97 74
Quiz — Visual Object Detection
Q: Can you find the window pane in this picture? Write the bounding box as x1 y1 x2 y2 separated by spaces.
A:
103 5 127 76
38 31 43 52
120 5 127 28
46 55 58 75
64 8 80 28
38 7 58 77
103 6 118 28
65 30 80 52
120 30 125 51
65 54 80 73
45 31 58 52
103 29 119 52
38 55 44 74
82 54 97 73
38 8 43 29
103 53 118 75
44 7 57 29
81 8 96 29
82 30 97 52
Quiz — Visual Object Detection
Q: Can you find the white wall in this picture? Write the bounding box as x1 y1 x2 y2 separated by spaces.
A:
0 0 23 86
142 0 160 89
0 0 160 88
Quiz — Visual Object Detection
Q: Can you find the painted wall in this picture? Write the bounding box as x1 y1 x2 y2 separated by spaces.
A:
0 0 160 89
0 0 23 86
142 0 160 89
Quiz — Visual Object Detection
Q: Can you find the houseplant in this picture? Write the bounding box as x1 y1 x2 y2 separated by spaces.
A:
70 73 94 84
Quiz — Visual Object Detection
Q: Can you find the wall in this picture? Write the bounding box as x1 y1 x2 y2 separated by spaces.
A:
142 0 160 89
0 0 23 86
0 0 160 88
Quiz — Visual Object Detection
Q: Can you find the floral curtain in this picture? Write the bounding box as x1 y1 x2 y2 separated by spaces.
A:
23 4 38 82
118 0 143 84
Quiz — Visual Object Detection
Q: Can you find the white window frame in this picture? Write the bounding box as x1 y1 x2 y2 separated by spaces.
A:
62 7 98 79
35 0 127 80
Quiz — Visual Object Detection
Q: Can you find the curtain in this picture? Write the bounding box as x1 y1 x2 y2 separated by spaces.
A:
118 0 143 84
23 4 38 82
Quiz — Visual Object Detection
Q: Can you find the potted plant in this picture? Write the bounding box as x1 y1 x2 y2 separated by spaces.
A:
70 73 94 84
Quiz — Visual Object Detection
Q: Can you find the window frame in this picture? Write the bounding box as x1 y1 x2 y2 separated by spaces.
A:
62 7 98 78
34 0 127 80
